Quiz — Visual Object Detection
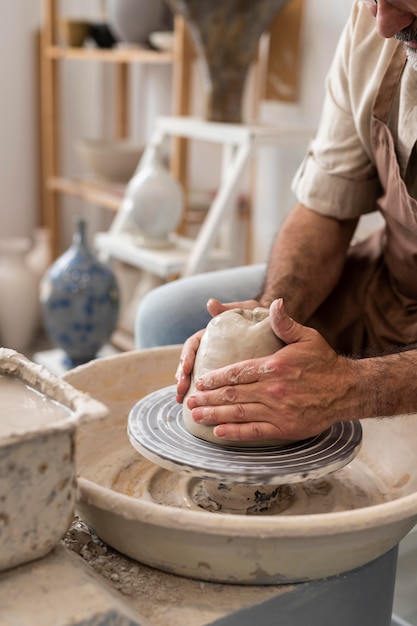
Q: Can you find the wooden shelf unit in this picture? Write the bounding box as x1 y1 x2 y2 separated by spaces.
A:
39 0 192 258
37 0 309 351
45 46 174 64
47 177 125 212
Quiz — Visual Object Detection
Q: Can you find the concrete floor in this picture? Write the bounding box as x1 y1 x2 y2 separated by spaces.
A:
393 528 417 625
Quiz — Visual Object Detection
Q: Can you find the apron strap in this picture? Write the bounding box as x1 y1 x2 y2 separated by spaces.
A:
372 41 407 123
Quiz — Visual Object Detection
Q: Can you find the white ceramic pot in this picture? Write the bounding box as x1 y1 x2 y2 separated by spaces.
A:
0 238 39 353
0 348 108 572
75 139 144 184
107 0 166 44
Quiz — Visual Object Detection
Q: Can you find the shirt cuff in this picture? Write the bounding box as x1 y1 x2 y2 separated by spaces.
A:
292 153 380 220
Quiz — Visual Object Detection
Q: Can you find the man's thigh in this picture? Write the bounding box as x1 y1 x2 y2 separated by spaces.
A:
135 264 266 348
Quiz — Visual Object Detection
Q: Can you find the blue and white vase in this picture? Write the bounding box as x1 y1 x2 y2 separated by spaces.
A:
40 217 120 367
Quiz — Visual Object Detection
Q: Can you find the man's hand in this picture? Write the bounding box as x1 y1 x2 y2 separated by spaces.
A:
175 328 204 403
175 297 261 403
184 299 362 442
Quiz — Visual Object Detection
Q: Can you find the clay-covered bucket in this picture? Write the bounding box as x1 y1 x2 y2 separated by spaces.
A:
0 348 107 572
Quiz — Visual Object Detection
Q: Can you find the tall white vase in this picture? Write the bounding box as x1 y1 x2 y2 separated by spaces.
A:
0 238 39 353
26 228 53 331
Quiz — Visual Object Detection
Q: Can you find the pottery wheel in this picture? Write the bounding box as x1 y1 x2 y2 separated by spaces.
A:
128 386 362 485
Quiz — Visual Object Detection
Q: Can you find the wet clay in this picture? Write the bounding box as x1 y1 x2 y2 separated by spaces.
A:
111 455 389 516
183 307 287 447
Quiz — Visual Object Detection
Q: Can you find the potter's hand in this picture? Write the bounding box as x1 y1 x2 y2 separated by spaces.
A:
185 299 361 442
175 297 262 404
175 328 204 404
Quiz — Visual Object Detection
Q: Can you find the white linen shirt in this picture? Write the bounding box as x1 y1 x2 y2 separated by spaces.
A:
292 1 417 219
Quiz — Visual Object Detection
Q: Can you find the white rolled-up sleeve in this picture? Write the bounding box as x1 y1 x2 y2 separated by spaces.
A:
292 2 392 220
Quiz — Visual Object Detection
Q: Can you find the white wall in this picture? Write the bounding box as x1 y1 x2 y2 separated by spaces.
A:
0 0 41 238
0 0 356 251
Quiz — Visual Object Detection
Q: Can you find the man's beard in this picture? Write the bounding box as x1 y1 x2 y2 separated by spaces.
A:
395 26 417 70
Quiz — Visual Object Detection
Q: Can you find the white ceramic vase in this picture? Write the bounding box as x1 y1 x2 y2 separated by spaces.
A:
107 0 167 44
26 228 52 282
0 238 39 353
122 148 184 246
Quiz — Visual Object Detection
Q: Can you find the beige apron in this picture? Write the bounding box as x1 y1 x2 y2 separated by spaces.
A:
309 41 417 356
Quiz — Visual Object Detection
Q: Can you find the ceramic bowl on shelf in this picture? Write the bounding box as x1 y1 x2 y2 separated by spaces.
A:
58 18 91 48
149 31 174 52
107 0 167 45
76 139 144 185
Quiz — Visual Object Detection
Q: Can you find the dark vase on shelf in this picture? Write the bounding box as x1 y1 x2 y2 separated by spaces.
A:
165 0 290 123
90 22 118 49
40 217 120 367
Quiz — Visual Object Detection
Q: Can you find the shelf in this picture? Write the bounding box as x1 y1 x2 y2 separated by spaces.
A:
95 232 231 278
48 176 210 230
155 116 315 146
47 177 125 211
45 45 174 64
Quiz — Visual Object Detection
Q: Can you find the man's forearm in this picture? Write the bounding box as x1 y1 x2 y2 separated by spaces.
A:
353 348 417 418
258 204 358 322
